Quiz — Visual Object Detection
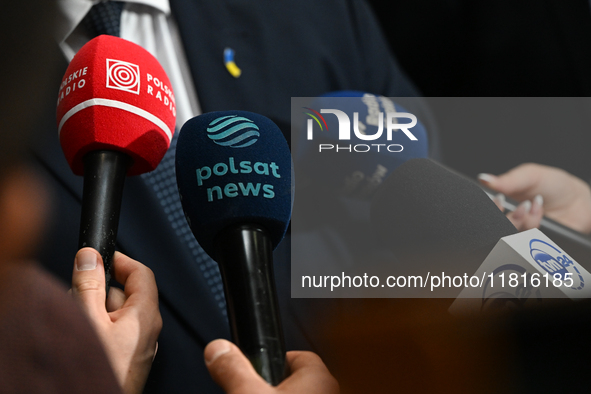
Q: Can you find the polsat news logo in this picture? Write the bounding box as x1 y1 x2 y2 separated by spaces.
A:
303 100 419 153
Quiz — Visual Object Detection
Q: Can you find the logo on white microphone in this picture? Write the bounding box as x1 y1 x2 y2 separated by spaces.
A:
106 59 140 95
529 239 585 290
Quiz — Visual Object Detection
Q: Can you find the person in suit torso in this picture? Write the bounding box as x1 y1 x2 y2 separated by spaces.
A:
31 1 438 392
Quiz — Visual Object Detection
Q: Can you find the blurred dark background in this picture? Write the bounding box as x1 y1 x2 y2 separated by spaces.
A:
368 0 591 181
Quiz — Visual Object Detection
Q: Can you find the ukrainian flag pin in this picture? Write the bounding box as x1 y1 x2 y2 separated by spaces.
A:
224 48 241 78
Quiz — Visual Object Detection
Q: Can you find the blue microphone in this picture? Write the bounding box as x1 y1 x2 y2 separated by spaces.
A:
295 91 429 199
175 111 292 385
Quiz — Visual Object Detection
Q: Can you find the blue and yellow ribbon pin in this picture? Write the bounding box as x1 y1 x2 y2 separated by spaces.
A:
224 48 241 78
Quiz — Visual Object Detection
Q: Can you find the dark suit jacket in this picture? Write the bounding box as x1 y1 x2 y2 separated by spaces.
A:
31 0 436 392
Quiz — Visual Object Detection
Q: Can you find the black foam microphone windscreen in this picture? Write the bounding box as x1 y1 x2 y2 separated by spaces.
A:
371 158 517 275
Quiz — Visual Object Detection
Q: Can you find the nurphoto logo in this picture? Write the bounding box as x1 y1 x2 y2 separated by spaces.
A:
302 97 419 153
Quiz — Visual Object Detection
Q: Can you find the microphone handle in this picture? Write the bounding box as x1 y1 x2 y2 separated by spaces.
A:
79 150 131 295
215 224 288 386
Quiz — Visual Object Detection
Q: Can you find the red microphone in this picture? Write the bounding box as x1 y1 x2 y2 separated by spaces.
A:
56 35 176 287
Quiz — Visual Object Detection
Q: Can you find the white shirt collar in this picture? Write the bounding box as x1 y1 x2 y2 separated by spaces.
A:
55 0 171 45
125 0 170 14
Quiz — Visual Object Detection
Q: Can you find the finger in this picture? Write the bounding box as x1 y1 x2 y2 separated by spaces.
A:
491 193 506 213
521 194 544 230
477 172 499 188
282 351 339 393
285 351 327 372
71 247 107 319
478 164 544 198
111 251 159 309
106 287 126 312
204 339 270 394
506 200 532 231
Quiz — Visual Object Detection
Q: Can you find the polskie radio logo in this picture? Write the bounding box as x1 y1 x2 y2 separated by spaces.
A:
303 95 419 153
106 59 140 94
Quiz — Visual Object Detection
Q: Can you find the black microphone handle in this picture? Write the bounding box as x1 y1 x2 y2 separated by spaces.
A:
215 224 288 386
79 150 131 295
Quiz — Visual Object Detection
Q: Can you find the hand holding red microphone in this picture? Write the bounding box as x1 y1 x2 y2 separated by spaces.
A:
56 35 176 288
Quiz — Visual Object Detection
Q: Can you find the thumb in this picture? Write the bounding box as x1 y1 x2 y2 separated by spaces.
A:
478 164 541 197
204 339 270 394
71 247 107 319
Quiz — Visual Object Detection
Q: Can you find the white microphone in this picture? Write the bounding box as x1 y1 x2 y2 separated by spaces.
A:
450 228 591 315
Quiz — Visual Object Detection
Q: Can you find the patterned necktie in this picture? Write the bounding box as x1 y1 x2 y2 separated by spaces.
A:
82 1 125 37
81 1 228 315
